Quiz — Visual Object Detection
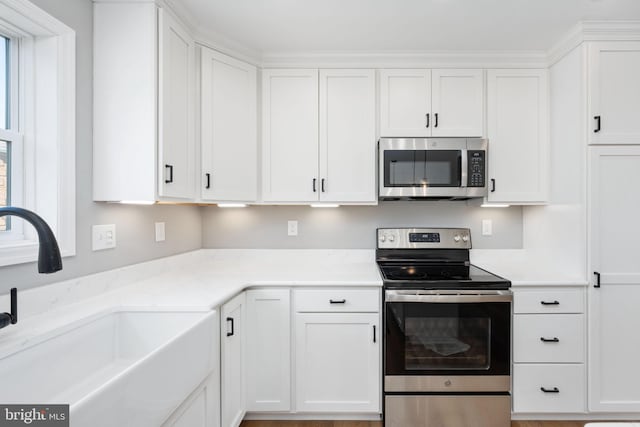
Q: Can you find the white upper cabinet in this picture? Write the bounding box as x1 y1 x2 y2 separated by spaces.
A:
487 69 549 204
431 69 484 137
262 68 376 203
158 10 195 199
379 69 431 137
94 3 195 202
319 69 376 203
262 69 319 202
589 42 640 144
200 47 257 202
379 69 484 137
588 146 640 412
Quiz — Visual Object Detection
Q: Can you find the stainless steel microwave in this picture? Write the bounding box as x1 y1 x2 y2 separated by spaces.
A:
379 138 488 200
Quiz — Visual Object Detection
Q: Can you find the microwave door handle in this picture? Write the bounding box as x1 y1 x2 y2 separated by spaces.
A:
460 149 468 187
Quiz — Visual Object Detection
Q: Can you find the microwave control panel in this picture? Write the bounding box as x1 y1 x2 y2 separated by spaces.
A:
467 150 486 188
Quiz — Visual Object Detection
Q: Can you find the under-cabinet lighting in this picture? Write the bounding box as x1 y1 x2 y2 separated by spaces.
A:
310 204 340 208
217 203 248 208
480 204 510 208
118 200 156 205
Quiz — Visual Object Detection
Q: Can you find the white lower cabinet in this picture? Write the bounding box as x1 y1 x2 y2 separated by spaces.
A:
246 289 291 412
512 287 586 414
294 312 380 412
221 293 246 427
162 375 220 427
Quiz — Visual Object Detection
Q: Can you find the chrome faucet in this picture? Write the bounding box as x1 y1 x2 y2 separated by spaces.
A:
0 207 63 330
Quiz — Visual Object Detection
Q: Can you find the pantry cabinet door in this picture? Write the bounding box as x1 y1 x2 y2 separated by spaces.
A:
246 289 291 412
262 69 319 202
379 69 431 137
431 69 484 137
158 9 195 199
487 69 549 203
589 42 640 144
295 313 380 413
200 47 257 202
319 69 376 203
589 146 640 412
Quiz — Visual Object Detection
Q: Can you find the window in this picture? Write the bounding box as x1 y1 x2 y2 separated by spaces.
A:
0 33 20 235
0 0 76 266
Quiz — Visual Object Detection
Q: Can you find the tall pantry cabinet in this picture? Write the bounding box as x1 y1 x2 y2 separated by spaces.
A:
587 41 640 412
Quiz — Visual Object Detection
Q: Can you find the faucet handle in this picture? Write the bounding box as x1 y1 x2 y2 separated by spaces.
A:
0 288 17 330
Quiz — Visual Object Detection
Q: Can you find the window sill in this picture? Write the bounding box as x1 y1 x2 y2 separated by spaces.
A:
0 240 75 268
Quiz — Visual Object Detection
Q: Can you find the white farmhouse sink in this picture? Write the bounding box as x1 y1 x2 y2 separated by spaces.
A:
0 309 217 427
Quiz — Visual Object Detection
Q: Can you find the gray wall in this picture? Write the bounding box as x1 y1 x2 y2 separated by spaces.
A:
0 0 202 294
201 202 522 249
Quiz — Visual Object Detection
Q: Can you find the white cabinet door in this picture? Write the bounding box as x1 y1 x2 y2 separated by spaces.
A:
158 9 195 199
431 69 484 137
295 313 380 413
589 42 640 144
246 289 291 412
162 375 219 427
379 69 431 137
589 146 640 412
221 293 246 427
262 69 319 202
487 69 549 203
319 69 376 203
200 48 257 202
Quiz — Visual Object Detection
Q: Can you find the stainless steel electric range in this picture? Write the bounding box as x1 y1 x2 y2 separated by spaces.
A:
378 228 512 427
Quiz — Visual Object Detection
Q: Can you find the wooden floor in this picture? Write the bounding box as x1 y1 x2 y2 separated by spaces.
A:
241 421 607 427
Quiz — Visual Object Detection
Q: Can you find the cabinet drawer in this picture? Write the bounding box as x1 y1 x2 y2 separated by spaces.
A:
513 364 585 413
294 289 380 313
514 314 585 363
514 289 584 314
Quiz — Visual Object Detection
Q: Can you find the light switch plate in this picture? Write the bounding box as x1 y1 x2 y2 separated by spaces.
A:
287 220 298 236
482 219 493 236
92 224 116 251
155 222 166 242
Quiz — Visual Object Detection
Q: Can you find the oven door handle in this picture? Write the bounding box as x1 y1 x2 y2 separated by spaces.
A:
385 290 512 303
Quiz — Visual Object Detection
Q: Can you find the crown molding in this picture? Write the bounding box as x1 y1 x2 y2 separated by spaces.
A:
261 51 549 69
548 20 640 67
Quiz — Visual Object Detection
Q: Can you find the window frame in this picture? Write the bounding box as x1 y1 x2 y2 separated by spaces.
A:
0 0 76 267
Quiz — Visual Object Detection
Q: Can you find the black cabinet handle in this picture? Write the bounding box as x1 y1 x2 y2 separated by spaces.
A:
434 113 439 128
165 164 174 184
540 300 560 306
490 179 496 192
321 178 326 192
594 271 601 288
540 387 560 393
226 317 234 337
540 337 560 343
205 173 211 189
594 116 601 133
425 113 430 128
373 325 377 343
329 299 346 304
313 178 317 193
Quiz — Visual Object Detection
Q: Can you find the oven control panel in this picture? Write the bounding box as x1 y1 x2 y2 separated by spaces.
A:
377 228 471 249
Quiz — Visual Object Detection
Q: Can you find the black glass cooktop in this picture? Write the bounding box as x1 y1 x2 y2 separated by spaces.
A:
379 263 510 290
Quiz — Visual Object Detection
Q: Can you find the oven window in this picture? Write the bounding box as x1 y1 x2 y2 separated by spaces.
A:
404 317 490 370
383 150 461 187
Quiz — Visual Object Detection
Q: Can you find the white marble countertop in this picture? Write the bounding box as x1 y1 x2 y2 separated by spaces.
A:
0 247 588 358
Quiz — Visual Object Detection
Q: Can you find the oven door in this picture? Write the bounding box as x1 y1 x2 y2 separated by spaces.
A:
384 290 511 392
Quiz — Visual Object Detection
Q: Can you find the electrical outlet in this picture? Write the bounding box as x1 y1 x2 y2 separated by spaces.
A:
155 222 166 242
287 220 298 236
92 224 116 251
482 219 493 236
